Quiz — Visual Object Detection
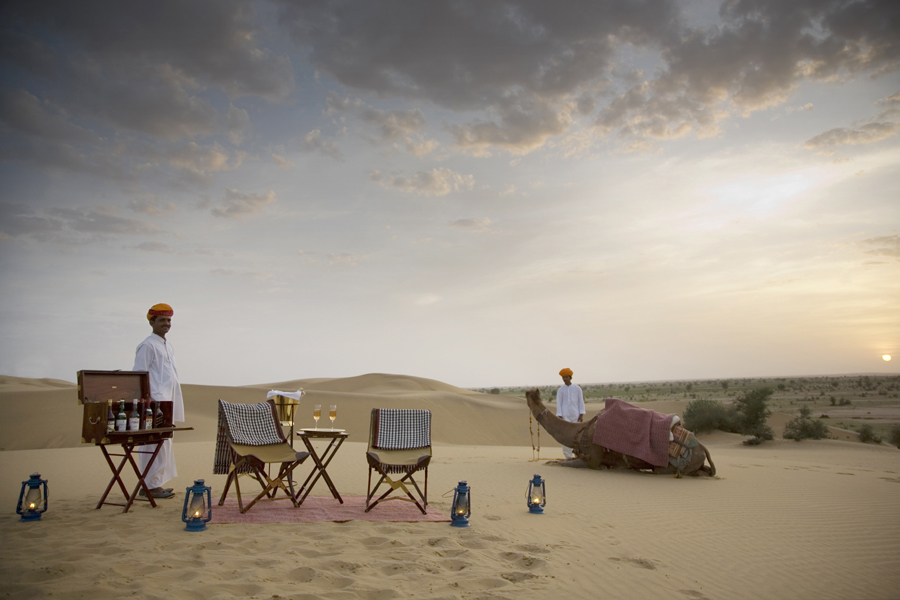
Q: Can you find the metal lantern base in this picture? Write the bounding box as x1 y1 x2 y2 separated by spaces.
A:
184 519 208 532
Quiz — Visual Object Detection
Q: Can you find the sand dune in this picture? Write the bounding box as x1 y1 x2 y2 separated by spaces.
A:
1 374 899 600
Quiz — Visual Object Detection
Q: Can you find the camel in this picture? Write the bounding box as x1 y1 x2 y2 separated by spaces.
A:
525 388 715 477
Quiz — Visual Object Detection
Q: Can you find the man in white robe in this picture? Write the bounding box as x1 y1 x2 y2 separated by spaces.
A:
556 368 585 460
133 303 184 499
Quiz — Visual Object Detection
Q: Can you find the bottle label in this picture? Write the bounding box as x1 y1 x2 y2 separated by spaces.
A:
116 417 127 432
128 416 140 431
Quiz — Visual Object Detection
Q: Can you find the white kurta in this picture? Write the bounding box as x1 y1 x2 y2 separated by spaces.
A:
556 383 585 459
133 333 184 488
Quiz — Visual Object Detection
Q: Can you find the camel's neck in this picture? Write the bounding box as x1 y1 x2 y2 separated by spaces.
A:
526 389 585 447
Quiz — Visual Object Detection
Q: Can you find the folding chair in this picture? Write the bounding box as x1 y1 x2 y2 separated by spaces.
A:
214 399 310 514
365 408 431 514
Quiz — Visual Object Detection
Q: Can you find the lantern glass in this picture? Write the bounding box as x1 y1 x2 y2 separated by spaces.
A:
188 492 206 519
23 486 42 512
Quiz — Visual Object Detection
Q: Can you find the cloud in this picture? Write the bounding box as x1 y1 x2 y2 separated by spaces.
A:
803 122 900 148
0 88 95 143
598 1 900 144
449 217 492 232
131 241 174 253
129 197 179 216
804 92 900 149
324 91 438 155
361 107 427 139
327 252 366 266
860 235 900 260
0 202 165 244
369 167 474 196
302 129 343 159
279 0 899 152
272 153 294 169
451 96 573 154
211 189 276 219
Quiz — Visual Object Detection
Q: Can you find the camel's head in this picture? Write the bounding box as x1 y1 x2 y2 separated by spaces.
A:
525 388 545 412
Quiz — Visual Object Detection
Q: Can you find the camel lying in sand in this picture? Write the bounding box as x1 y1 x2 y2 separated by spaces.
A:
525 388 715 477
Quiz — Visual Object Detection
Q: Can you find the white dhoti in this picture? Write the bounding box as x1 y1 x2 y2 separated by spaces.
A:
139 438 177 488
134 332 184 489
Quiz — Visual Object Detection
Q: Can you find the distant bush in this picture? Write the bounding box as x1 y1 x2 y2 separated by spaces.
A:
889 425 900 449
858 424 882 444
683 399 737 433
489 388 500 395
735 388 774 444
783 405 829 441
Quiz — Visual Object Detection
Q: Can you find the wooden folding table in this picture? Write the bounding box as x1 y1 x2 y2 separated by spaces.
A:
95 427 193 512
294 429 348 504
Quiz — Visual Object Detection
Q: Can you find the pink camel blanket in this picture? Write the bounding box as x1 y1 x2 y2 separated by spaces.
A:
593 398 674 467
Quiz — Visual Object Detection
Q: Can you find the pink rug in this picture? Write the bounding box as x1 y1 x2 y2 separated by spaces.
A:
211 496 450 524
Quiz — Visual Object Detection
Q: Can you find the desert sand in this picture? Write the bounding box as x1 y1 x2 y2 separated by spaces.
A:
1 373 899 600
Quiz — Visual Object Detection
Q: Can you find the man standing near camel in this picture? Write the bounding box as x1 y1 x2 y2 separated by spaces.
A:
556 368 585 459
133 303 184 499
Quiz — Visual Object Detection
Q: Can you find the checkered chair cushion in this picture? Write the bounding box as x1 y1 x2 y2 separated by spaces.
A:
371 409 431 450
214 399 285 475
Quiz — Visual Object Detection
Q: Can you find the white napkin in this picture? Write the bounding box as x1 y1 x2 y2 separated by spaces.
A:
267 389 304 401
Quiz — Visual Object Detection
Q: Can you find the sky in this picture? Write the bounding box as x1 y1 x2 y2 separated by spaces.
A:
0 0 898 389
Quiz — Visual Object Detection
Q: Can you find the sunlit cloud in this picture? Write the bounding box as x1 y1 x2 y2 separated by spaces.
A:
369 167 474 196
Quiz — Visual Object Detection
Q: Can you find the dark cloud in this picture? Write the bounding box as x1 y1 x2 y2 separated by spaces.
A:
279 0 899 152
599 0 900 145
278 0 679 152
0 0 292 143
0 202 161 242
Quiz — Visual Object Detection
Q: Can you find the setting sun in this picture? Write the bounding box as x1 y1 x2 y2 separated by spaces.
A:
883 355 892 362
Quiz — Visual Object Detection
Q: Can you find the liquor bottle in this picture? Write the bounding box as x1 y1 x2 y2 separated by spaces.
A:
106 400 116 433
144 399 153 430
116 400 127 432
128 399 140 431
153 400 165 428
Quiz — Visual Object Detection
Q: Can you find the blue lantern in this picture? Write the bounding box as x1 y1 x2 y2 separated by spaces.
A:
17 473 48 521
450 481 471 527
182 479 212 532
526 474 546 514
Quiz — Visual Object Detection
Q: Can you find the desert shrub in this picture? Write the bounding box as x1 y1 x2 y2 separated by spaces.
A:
489 388 500 395
858 424 882 444
889 425 900 449
735 388 774 444
683 399 737 433
783 405 829 441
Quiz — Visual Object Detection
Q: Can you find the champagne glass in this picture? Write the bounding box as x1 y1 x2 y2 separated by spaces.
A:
313 404 321 430
329 405 337 429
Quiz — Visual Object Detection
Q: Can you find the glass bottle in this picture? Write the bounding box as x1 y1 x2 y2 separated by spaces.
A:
144 399 153 430
128 399 140 431
116 400 127 432
106 399 116 433
153 400 165 428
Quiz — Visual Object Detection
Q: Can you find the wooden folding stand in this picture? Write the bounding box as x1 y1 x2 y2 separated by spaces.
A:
77 370 193 513
294 429 349 504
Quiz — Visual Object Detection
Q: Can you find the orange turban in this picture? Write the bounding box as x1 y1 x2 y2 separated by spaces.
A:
559 368 573 377
147 303 174 320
